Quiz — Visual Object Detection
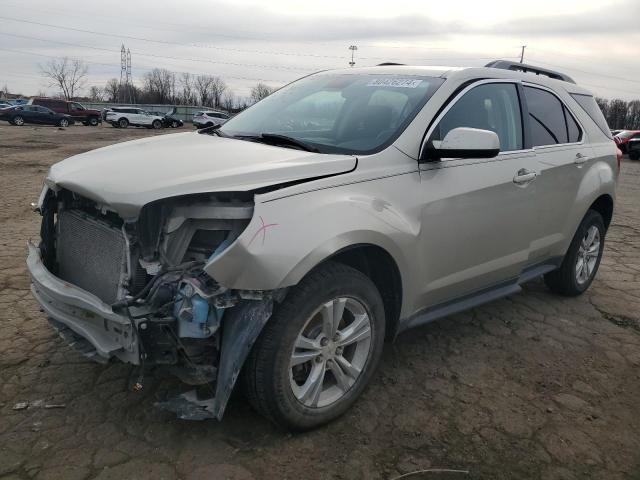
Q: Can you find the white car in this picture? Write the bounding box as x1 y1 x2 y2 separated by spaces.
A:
106 107 164 129
193 110 230 128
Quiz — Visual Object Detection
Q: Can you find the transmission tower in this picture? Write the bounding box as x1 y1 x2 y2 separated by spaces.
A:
119 44 127 103
126 48 133 103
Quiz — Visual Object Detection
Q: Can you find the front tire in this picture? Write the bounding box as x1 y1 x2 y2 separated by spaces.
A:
243 262 385 431
152 119 162 129
171 121 179 128
544 209 605 296
58 118 69 128
12 115 24 126
88 117 99 126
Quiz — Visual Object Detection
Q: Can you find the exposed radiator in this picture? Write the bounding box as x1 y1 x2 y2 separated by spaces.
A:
56 209 126 304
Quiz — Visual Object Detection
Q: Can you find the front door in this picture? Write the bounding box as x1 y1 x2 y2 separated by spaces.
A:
416 81 538 307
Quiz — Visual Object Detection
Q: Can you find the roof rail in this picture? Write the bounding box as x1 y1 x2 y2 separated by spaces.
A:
485 60 576 84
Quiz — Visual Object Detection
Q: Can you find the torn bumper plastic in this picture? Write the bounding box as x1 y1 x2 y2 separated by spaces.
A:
26 242 140 364
156 299 273 420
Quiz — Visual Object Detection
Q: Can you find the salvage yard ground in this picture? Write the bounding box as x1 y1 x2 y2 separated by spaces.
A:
0 124 639 479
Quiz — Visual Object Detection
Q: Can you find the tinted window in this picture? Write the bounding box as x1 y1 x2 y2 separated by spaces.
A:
570 93 612 139
430 82 523 152
524 86 568 146
564 107 582 143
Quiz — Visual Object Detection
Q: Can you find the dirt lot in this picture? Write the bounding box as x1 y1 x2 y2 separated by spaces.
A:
0 123 639 480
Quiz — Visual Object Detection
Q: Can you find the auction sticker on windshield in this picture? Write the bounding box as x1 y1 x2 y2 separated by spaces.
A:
366 78 423 88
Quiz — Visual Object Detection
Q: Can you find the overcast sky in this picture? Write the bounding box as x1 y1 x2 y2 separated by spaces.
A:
1 0 639 101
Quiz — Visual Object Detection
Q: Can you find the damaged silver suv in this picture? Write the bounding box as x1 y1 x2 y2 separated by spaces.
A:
28 61 618 430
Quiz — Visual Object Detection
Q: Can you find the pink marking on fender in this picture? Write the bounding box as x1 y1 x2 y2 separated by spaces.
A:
248 216 279 247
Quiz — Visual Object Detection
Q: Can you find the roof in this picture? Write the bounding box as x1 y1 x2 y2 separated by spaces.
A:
315 62 593 96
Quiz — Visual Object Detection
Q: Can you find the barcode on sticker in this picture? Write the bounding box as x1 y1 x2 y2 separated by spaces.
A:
366 78 423 88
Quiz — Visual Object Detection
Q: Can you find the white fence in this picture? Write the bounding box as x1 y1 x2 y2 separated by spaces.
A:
80 103 230 123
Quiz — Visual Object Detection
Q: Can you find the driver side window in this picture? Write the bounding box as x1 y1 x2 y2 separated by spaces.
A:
430 83 523 152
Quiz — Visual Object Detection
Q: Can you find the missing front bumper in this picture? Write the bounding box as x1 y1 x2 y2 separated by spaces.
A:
27 242 140 364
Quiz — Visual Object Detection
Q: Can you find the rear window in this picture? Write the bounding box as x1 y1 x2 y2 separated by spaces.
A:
570 93 612 139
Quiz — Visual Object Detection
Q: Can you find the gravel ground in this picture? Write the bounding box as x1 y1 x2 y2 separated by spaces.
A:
0 123 639 480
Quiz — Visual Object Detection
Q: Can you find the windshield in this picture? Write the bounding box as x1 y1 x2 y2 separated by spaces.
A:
220 73 444 155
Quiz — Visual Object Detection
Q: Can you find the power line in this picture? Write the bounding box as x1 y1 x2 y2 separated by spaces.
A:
0 15 350 60
0 31 323 72
0 46 287 85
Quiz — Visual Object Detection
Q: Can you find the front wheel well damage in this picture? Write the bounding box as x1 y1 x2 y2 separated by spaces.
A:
325 244 402 340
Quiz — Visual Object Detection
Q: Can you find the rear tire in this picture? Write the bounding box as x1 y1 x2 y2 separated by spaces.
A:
152 119 162 129
118 118 129 128
242 262 386 431
58 118 69 128
544 209 605 296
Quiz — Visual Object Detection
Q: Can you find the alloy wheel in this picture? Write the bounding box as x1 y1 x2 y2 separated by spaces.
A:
289 297 372 408
575 225 600 285
14 116 24 126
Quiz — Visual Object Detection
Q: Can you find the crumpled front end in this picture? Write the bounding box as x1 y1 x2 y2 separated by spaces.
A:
27 186 279 420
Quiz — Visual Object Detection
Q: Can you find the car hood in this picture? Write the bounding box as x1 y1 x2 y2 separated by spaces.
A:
46 132 357 218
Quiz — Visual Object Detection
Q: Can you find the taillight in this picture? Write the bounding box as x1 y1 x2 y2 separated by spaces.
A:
616 146 623 171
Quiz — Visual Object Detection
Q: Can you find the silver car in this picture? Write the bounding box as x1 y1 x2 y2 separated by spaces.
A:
27 61 618 430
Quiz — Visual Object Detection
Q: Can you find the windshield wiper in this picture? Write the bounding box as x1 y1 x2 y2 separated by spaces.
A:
235 133 320 153
197 123 227 137
260 133 321 153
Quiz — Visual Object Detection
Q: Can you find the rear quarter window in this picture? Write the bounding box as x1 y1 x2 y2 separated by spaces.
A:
570 93 612 139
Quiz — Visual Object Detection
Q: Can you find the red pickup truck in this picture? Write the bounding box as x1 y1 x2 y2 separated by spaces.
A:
30 98 102 126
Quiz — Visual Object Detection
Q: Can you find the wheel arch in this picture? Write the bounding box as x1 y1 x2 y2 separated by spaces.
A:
317 243 403 340
588 193 614 231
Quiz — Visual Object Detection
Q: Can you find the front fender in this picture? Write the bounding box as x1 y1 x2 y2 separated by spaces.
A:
204 175 420 292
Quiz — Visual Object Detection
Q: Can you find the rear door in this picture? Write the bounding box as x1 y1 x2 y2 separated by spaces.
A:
417 80 538 307
522 84 588 263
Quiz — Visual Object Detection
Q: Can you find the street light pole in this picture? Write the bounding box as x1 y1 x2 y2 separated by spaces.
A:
349 45 358 67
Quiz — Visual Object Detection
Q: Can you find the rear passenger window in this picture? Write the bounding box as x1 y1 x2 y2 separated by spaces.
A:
524 86 581 146
524 86 569 146
430 82 523 152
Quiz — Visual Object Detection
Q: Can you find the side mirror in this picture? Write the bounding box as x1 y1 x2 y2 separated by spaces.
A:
423 127 500 161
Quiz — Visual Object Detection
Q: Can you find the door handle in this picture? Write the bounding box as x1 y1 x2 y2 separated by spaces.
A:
574 153 589 164
513 168 537 185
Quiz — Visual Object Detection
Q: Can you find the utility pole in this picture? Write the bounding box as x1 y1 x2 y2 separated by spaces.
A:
348 45 358 67
519 45 527 63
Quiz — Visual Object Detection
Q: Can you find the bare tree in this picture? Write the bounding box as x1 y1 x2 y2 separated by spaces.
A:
104 78 119 102
250 83 274 104
210 76 227 109
221 91 236 112
608 99 629 130
39 57 88 100
180 73 196 105
88 86 105 102
142 68 175 104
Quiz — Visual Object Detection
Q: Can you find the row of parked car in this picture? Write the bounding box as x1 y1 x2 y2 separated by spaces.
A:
612 129 640 160
0 97 232 130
